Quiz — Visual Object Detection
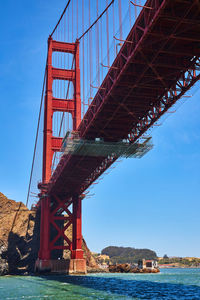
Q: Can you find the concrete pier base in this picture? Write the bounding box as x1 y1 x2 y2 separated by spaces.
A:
69 259 87 274
35 258 52 273
35 258 86 274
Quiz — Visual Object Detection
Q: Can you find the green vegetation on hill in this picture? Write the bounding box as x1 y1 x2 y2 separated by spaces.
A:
159 256 200 267
101 246 157 264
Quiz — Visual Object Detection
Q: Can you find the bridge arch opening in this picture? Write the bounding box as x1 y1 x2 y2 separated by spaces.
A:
52 79 74 100
52 111 73 138
52 52 74 70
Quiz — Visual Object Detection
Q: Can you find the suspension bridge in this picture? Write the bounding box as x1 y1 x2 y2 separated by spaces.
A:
27 0 200 273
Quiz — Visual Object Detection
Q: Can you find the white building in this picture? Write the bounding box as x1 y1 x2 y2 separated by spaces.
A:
138 259 158 270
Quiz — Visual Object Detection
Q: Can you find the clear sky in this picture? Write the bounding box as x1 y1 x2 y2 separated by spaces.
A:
0 0 200 258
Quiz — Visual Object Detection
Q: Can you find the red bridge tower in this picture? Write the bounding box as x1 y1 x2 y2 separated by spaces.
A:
36 37 86 274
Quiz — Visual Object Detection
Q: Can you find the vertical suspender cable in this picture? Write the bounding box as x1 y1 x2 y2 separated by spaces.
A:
106 0 110 66
72 0 74 41
118 0 122 40
113 1 115 56
60 18 61 41
64 49 66 136
87 32 89 107
82 0 85 115
68 8 70 129
52 57 75 170
89 0 92 101
96 0 100 86
77 0 78 38
68 8 70 44
58 18 60 41
78 0 115 41
57 102 58 138
64 12 66 42
60 43 62 135
135 0 137 19
64 12 66 135
100 16 103 82
129 0 131 29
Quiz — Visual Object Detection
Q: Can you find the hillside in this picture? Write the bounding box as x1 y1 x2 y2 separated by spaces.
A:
0 192 39 274
158 256 200 268
102 246 157 264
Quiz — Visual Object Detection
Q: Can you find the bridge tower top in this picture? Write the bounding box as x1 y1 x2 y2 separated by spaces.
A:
42 37 81 185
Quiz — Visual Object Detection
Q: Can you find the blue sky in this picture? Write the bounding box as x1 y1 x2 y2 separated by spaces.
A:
0 0 200 258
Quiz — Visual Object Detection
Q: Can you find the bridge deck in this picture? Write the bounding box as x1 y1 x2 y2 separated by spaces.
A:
48 0 200 198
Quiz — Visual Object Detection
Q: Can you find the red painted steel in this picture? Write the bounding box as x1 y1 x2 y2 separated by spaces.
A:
38 196 50 260
49 195 73 253
39 37 82 260
42 37 53 185
71 195 84 259
40 0 200 262
42 37 81 186
52 98 75 112
48 0 200 201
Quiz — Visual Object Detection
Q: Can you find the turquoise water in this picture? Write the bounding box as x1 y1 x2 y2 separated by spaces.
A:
0 269 200 299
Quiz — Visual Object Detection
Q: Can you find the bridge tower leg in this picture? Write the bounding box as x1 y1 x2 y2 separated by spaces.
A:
69 195 86 273
36 36 86 274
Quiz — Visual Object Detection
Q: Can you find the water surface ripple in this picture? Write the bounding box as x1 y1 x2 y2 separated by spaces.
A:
0 268 200 299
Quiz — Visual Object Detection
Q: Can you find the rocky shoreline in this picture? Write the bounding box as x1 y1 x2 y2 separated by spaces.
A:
88 264 160 274
109 263 160 273
0 192 160 276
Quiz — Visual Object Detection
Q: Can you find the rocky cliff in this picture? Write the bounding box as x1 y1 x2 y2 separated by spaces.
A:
0 192 98 275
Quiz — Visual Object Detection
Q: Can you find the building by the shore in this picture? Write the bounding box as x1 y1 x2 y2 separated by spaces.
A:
138 259 158 270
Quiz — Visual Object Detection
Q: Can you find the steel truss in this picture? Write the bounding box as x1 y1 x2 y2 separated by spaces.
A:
48 0 200 198
49 196 72 252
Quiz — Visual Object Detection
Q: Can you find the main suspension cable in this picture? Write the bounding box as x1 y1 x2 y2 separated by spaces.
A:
50 0 71 37
78 0 114 41
26 62 47 207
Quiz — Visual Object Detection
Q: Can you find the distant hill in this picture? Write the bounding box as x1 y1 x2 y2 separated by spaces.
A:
101 246 157 264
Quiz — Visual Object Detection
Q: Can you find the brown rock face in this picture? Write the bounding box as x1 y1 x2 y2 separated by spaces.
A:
109 264 132 273
0 192 40 275
0 192 98 275
109 263 160 273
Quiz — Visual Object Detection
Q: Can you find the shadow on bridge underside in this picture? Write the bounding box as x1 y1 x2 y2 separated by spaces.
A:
24 273 200 299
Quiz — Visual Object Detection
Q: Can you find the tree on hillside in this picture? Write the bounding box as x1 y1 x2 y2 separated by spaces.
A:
101 246 157 264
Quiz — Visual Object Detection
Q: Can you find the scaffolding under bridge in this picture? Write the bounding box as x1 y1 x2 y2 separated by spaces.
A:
61 132 153 159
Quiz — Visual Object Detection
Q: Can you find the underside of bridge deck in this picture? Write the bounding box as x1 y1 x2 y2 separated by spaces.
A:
49 0 200 197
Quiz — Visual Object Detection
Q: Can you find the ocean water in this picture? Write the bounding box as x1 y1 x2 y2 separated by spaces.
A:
0 268 200 299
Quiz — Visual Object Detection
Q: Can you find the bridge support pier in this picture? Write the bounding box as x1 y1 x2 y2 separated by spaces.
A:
69 195 86 274
36 37 86 274
35 196 51 272
72 195 84 259
35 194 86 274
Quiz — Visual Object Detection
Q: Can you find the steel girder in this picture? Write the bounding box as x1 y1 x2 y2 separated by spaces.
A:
48 0 200 196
